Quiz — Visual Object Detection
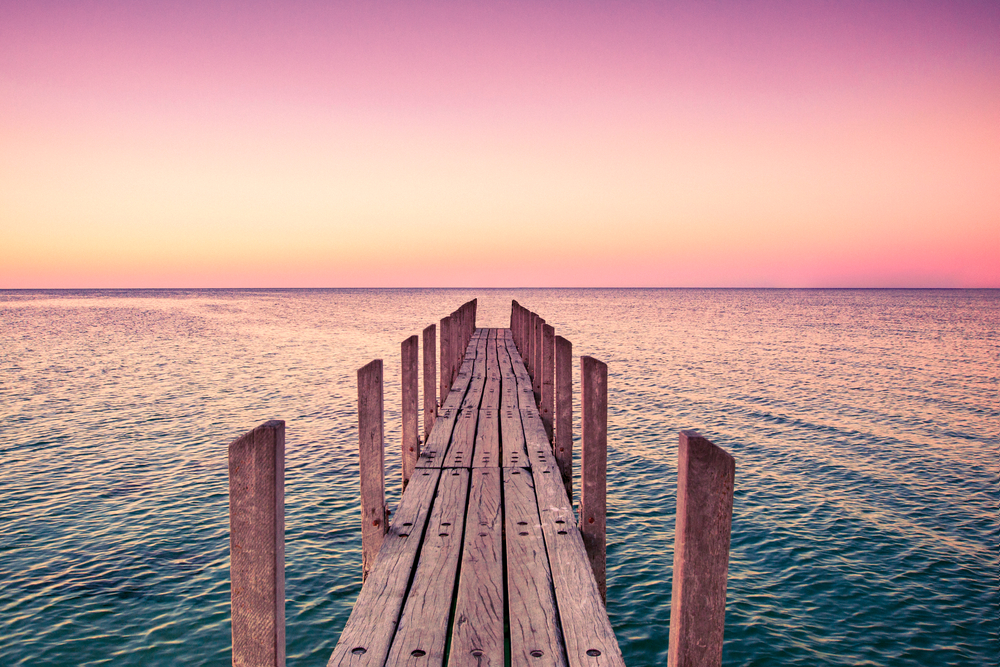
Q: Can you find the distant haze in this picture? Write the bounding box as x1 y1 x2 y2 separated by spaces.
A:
2 0 998 288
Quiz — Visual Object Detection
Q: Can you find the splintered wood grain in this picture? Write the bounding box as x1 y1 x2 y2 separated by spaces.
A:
386 468 471 667
500 405 528 469
326 469 441 667
532 468 626 667
443 357 475 411
504 467 568 667
448 468 504 667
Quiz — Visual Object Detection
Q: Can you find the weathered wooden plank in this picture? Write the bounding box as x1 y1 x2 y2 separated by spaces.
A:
448 467 504 667
555 335 573 503
423 324 437 441
483 335 501 410
540 323 555 443
358 360 387 583
503 337 536 410
521 409 561 477
498 334 520 412
504 467 568 667
532 316 543 404
229 420 285 667
579 356 607 602
386 468 471 666
402 334 419 490
445 337 487 468
531 467 625 667
667 431 735 667
327 469 441 667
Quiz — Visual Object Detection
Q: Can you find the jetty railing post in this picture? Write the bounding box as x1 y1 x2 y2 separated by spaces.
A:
472 298 477 330
229 419 285 667
580 355 608 603
541 323 555 442
526 312 535 378
358 359 387 582
401 335 419 491
422 324 436 440
533 317 545 405
555 335 573 502
667 431 735 667
439 316 451 406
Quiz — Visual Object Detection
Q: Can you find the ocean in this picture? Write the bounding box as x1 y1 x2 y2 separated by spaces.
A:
2 288 997 666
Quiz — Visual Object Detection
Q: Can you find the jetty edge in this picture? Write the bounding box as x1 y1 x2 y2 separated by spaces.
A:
227 299 736 667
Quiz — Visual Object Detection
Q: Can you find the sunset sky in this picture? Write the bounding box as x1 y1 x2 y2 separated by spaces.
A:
2 0 998 288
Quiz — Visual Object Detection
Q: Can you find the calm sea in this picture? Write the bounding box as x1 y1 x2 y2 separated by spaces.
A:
1 289 997 666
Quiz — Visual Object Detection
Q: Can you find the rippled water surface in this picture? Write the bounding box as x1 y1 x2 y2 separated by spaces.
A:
2 289 997 666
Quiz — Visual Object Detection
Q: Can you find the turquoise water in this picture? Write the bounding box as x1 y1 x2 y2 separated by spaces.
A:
1 289 997 666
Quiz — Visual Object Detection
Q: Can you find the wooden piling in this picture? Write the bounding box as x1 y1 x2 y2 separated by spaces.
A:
358 359 387 582
401 335 419 491
423 324 436 440
533 317 544 405
555 335 573 503
580 355 607 603
440 316 452 406
229 419 285 667
526 312 535 378
541 323 555 442
667 431 735 667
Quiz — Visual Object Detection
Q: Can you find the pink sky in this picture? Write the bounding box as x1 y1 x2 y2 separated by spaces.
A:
2 0 998 287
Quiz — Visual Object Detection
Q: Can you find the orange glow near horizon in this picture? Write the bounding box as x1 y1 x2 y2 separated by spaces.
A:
2 1 998 288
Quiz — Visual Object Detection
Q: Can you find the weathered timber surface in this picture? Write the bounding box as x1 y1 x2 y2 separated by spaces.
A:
667 431 735 667
358 360 387 582
386 469 470 666
504 467 568 667
449 467 504 666
555 335 573 503
327 469 441 667
229 420 285 667
440 316 452 407
423 324 437 440
402 334 419 489
541 323 555 443
332 327 624 667
580 356 608 603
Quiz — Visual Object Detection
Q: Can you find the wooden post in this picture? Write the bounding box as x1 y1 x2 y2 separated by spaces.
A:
541 323 555 442
555 335 573 502
401 335 419 491
471 298 477 330
423 324 436 440
440 316 451 405
580 355 607 603
533 317 544 405
229 419 285 667
526 311 533 372
358 359 387 582
667 431 735 667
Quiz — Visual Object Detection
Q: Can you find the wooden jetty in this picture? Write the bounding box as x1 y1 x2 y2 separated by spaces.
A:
228 299 735 667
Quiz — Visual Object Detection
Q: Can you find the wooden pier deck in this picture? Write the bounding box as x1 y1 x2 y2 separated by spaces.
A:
228 299 735 667
327 327 623 667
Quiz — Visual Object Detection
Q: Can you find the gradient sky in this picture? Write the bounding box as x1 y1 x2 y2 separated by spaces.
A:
2 0 998 288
